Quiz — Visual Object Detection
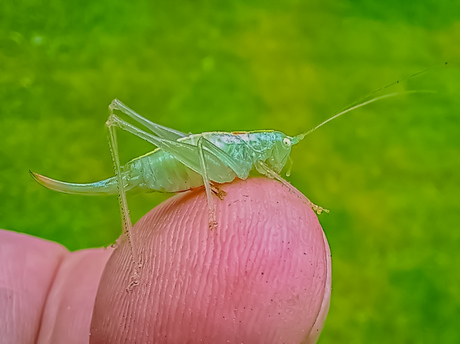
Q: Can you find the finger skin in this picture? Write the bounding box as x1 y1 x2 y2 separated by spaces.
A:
0 231 68 344
91 177 331 343
0 230 113 344
37 248 113 344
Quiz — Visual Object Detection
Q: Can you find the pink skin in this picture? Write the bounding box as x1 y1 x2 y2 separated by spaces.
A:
1 177 331 343
0 230 113 343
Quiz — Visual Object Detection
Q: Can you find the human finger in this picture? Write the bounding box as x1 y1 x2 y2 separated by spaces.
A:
90 177 331 343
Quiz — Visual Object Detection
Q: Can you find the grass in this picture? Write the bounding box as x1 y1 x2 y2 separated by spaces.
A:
1 0 459 342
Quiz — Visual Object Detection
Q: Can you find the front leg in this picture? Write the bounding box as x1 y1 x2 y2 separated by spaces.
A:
256 161 329 215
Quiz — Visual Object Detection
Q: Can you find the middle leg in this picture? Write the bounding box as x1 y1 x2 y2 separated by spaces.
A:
211 182 227 200
197 136 218 230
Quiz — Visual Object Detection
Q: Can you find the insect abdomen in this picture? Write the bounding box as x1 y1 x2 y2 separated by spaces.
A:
127 151 204 193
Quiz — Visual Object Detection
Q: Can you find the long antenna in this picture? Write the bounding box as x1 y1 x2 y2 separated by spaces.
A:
339 61 451 113
294 90 435 142
292 60 458 144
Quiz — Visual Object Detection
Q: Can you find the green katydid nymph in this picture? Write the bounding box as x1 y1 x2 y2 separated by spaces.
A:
29 93 404 287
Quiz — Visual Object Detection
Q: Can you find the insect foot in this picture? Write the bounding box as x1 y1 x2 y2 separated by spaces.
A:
311 203 330 215
211 184 227 200
125 261 142 292
209 220 218 231
126 279 140 293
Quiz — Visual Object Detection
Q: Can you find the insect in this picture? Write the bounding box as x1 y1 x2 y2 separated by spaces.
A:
29 95 395 282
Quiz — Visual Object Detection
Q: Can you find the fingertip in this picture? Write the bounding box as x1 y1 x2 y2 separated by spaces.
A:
91 178 331 343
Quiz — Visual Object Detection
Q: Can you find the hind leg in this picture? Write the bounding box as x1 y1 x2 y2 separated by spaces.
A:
106 117 141 291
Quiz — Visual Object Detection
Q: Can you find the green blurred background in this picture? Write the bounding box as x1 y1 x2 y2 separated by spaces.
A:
1 0 459 342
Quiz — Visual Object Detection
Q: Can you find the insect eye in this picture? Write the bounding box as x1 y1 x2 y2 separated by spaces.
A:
283 138 291 146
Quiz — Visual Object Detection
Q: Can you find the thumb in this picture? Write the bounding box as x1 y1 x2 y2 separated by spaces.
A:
90 177 331 344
